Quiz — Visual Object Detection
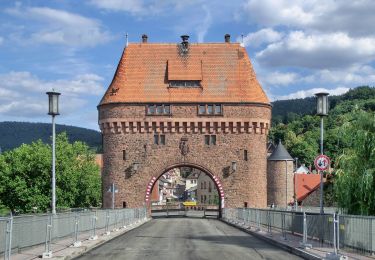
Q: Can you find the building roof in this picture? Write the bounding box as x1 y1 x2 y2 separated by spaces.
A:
295 165 311 174
99 41 269 105
295 174 321 202
268 141 293 161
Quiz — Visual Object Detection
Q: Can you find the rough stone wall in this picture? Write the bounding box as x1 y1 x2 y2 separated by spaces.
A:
267 160 294 207
99 103 271 209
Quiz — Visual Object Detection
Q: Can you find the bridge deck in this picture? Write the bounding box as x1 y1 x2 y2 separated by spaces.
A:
76 218 302 260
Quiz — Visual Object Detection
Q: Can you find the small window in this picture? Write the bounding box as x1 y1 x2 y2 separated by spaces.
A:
123 202 127 208
204 135 210 145
154 134 165 145
164 105 170 114
204 135 216 145
208 182 212 192
211 135 216 145
244 202 248 208
122 150 127 161
156 105 163 114
170 80 201 87
198 104 222 115
160 135 166 145
148 105 155 114
214 104 221 114
244 150 248 161
199 105 205 114
207 104 213 114
154 135 159 145
147 104 171 115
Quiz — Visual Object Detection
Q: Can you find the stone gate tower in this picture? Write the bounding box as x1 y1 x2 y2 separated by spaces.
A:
98 35 271 209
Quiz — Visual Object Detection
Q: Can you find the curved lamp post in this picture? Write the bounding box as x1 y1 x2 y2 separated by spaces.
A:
47 90 60 214
315 92 329 214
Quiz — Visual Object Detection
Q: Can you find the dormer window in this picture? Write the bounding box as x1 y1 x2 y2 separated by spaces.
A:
169 80 201 88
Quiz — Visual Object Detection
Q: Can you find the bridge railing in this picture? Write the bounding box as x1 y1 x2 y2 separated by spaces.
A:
223 207 375 256
0 207 147 259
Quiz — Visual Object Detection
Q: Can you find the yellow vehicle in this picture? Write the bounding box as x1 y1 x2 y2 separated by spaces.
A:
183 201 197 206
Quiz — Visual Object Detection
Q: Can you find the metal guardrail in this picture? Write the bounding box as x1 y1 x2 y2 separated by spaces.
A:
151 203 219 218
223 208 375 256
0 208 147 259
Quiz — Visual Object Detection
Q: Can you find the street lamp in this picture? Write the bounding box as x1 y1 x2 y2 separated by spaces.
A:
46 90 60 214
315 92 329 214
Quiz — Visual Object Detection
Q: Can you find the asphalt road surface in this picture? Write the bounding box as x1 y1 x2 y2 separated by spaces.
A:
76 218 302 260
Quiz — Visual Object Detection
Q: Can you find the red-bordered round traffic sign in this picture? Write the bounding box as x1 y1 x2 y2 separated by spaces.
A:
314 154 330 171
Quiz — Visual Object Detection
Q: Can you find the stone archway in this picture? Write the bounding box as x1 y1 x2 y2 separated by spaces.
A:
145 162 225 210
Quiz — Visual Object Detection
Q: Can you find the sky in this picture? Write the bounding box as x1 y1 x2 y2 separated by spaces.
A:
0 0 374 130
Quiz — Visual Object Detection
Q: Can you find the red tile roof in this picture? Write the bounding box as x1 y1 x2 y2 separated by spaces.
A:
99 43 269 105
295 174 321 202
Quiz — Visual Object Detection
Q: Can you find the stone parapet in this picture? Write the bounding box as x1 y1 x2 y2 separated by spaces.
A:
99 118 269 135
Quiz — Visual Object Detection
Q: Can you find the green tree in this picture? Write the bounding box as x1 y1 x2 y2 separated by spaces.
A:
0 133 101 213
334 110 375 215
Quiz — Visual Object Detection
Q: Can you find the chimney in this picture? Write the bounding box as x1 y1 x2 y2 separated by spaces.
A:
224 34 230 43
181 35 189 43
142 34 148 43
181 35 189 48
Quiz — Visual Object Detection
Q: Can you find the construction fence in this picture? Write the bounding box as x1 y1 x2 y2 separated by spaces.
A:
0 207 147 259
223 207 375 256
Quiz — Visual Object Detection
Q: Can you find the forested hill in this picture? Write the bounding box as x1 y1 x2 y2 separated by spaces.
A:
271 86 375 124
0 122 101 152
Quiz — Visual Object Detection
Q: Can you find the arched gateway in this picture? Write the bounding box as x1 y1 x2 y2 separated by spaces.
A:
145 163 225 207
98 34 271 211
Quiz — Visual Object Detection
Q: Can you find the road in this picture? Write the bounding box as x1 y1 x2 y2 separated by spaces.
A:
76 218 302 260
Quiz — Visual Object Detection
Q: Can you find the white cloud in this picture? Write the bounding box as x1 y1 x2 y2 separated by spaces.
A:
6 5 112 47
273 87 350 101
0 71 104 118
311 66 375 85
0 71 104 96
242 0 315 28
196 6 212 43
90 0 146 14
240 28 283 48
259 71 298 87
241 0 375 36
256 31 375 69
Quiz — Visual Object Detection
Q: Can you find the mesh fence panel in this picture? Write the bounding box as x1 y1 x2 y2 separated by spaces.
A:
12 215 49 250
0 208 147 255
52 213 75 241
338 215 374 255
0 218 8 254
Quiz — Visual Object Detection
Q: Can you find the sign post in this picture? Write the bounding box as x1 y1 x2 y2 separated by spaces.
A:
314 155 330 172
314 154 330 215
